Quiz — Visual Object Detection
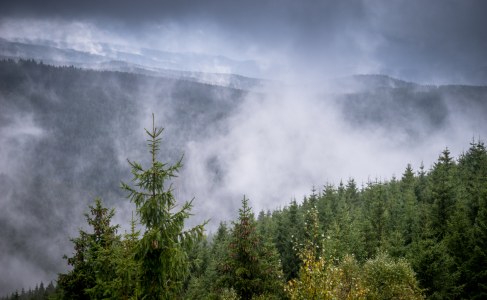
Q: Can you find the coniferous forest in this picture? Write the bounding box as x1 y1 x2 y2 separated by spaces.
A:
1 59 487 299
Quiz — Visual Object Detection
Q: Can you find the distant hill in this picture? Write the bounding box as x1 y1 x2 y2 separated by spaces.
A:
316 74 420 94
0 37 263 78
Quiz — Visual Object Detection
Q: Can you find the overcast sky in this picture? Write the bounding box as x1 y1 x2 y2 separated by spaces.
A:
2 0 487 83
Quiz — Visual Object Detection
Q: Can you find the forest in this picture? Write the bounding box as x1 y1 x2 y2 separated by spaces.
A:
2 127 487 300
1 59 487 299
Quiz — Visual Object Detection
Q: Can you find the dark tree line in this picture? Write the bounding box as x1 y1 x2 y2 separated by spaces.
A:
0 281 56 300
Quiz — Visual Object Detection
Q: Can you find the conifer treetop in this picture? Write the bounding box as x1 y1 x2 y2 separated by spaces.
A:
119 113 208 299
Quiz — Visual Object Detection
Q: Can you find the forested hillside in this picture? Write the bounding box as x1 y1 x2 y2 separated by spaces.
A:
1 59 487 299
2 135 486 299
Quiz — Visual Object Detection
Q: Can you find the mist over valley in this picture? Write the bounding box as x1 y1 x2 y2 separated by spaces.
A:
1 1 487 298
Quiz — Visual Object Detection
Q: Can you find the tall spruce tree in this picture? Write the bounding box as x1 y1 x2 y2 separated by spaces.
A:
85 212 141 300
429 148 456 239
415 161 428 205
56 197 119 300
408 197 460 299
458 139 487 224
119 114 208 299
467 180 487 299
444 199 471 298
216 196 284 300
276 199 301 281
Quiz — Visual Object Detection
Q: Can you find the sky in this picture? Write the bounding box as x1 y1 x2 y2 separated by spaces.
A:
1 0 487 84
1 0 487 296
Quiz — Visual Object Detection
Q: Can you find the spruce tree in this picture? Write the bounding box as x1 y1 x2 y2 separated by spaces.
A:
467 182 487 299
402 163 416 190
345 178 359 206
35 283 45 300
408 204 460 299
429 148 456 239
401 164 420 247
276 199 301 280
119 114 208 299
45 282 55 298
444 199 471 298
317 182 338 232
86 212 141 299
216 196 284 300
212 221 229 255
362 179 388 255
56 197 119 300
457 139 487 224
415 161 428 204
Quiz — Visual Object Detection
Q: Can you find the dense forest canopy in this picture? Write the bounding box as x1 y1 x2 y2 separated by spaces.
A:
2 125 486 299
1 59 487 299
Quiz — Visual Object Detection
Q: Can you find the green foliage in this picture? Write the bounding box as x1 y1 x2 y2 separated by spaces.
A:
285 206 423 299
119 114 208 299
85 213 141 300
363 252 424 300
285 206 349 300
216 196 284 300
428 148 457 239
467 179 487 299
408 225 460 299
55 197 120 300
275 199 302 281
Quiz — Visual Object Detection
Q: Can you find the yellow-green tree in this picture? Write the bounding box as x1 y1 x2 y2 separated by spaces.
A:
285 206 366 299
285 206 424 300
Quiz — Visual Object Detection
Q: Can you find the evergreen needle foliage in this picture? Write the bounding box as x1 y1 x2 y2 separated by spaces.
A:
119 114 209 300
216 196 285 300
55 198 120 300
285 206 424 300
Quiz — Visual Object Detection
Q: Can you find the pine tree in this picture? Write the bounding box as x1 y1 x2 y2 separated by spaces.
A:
276 199 301 281
402 163 416 190
183 239 213 300
408 205 460 300
216 196 284 300
401 164 420 247
189 221 229 300
362 179 388 256
345 178 359 206
86 212 141 299
212 221 229 255
38 282 45 300
457 139 487 224
467 181 487 299
56 197 119 300
444 199 471 298
383 175 406 258
45 282 55 298
429 148 456 239
119 114 208 299
317 182 338 232
415 161 428 204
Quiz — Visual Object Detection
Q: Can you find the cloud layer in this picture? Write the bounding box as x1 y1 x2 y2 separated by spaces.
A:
2 0 487 83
